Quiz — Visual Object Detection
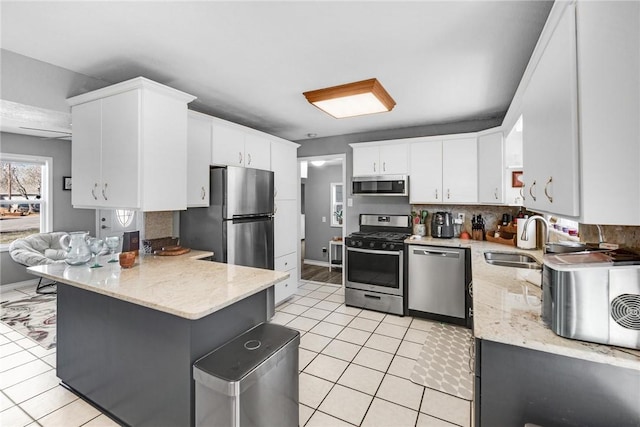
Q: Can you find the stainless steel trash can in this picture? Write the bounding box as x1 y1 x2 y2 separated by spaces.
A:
193 323 300 427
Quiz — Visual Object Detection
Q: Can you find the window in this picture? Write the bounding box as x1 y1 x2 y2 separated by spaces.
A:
0 154 52 249
330 182 343 227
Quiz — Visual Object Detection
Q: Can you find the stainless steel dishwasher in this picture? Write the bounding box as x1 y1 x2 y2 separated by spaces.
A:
407 245 472 328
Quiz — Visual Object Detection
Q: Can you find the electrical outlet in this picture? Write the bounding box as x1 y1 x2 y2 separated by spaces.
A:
457 213 465 223
322 247 327 253
322 216 326 223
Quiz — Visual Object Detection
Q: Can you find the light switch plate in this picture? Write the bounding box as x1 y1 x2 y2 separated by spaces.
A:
322 216 326 222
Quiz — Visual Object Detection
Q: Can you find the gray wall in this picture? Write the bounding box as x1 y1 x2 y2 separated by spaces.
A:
1 50 106 286
296 117 502 235
1 133 96 285
304 164 342 263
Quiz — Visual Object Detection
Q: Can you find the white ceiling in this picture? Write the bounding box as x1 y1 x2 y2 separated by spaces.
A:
0 1 552 142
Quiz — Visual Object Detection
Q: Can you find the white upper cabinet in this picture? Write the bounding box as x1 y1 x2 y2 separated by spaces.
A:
522 2 579 217
477 130 504 204
409 139 442 203
442 137 478 203
68 77 195 211
351 142 408 176
244 133 272 170
186 111 212 207
211 119 271 170
271 139 298 201
576 1 640 225
409 136 477 204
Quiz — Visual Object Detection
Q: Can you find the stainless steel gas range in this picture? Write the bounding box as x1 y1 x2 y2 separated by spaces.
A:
344 214 412 316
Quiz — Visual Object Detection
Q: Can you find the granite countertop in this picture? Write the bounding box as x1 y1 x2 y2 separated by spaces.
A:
405 236 640 371
27 250 289 320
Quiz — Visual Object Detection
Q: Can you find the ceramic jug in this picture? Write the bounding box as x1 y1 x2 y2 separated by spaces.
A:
60 231 92 265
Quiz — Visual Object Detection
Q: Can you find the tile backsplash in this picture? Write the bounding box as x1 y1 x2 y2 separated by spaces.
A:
410 204 521 236
410 205 640 250
144 211 174 239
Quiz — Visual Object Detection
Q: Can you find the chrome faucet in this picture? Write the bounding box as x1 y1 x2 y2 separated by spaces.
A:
521 215 550 252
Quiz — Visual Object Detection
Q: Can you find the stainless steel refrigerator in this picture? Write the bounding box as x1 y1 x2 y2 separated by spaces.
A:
180 166 274 270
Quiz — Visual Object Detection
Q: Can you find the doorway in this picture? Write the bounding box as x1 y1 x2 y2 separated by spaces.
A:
298 154 346 285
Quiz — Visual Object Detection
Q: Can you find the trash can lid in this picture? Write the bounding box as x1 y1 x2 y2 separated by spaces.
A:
194 323 300 382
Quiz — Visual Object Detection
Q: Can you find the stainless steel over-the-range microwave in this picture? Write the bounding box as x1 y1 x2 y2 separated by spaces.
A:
352 175 408 196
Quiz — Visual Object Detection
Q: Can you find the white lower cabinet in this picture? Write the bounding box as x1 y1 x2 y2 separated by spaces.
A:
274 252 298 305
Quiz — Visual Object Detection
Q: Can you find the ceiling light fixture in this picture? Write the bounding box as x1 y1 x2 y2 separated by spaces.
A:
303 78 396 119
311 160 326 167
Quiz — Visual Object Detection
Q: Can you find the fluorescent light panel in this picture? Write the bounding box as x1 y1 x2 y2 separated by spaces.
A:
303 78 396 119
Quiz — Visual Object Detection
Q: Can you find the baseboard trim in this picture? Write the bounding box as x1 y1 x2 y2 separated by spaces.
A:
1 278 40 291
303 259 330 268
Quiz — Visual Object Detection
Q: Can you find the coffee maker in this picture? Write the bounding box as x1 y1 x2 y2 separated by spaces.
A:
431 212 454 238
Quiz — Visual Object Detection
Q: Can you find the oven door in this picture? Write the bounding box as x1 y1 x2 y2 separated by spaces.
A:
346 247 403 296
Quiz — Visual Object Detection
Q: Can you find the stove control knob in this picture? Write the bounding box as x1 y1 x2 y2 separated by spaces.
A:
369 242 375 248
381 243 387 249
357 241 363 247
388 244 395 250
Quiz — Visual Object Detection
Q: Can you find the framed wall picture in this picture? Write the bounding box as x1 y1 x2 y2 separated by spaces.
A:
511 171 524 188
63 176 72 191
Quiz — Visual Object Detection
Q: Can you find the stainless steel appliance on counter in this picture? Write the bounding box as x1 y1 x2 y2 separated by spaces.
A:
431 212 454 238
345 214 412 315
407 245 472 328
543 249 640 350
180 166 274 270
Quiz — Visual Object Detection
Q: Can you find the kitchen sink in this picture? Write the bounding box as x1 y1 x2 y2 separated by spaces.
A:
484 251 542 270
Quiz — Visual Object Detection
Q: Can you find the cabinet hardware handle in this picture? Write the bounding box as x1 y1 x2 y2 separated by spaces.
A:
91 183 98 200
435 188 438 200
201 186 206 200
373 162 376 172
364 294 381 300
274 204 278 213
102 183 108 200
248 153 252 165
383 162 386 172
544 177 553 203
520 186 525 201
101 225 110 229
274 188 278 198
529 180 537 202
239 152 243 164
447 188 451 199
494 188 498 200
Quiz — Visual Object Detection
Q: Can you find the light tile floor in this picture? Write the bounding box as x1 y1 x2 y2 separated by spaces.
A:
0 281 472 427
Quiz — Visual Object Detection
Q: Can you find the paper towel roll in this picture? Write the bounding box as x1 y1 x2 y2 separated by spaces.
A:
516 218 537 249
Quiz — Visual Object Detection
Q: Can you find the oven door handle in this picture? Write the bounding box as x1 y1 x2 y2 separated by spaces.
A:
347 247 401 256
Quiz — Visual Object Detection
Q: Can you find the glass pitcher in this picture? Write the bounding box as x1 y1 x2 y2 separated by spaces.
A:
60 231 92 265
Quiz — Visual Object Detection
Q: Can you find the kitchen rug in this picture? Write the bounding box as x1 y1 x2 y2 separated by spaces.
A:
410 322 474 401
0 294 56 350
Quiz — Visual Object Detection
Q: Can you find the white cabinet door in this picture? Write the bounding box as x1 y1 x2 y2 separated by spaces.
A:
71 100 103 207
409 140 442 203
244 133 271 170
442 137 478 203
271 141 298 201
101 91 140 209
478 132 504 204
212 122 245 166
274 199 297 258
187 112 212 207
577 1 640 224
352 145 380 176
379 143 408 175
522 3 579 217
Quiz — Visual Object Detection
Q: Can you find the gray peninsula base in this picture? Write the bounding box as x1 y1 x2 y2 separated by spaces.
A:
57 284 270 427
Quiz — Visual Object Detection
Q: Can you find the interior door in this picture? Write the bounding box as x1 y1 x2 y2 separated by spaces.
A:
97 209 141 251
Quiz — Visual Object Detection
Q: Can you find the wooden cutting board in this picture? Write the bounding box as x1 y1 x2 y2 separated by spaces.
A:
155 247 191 256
